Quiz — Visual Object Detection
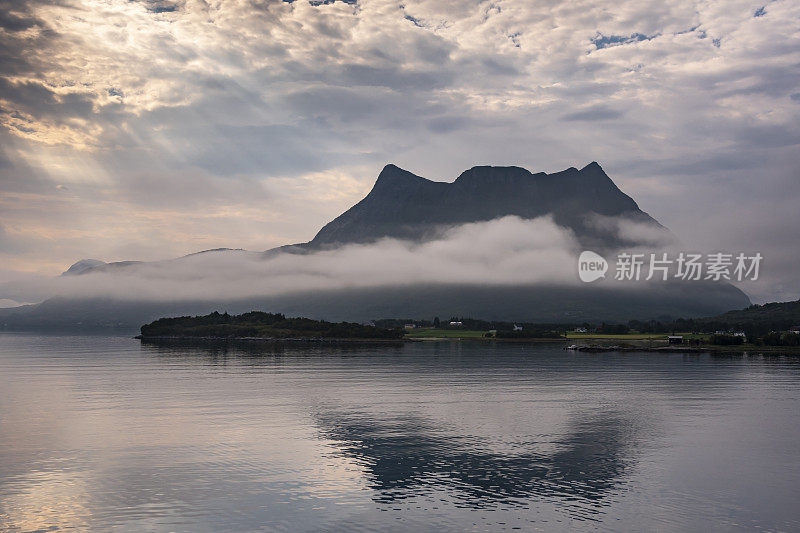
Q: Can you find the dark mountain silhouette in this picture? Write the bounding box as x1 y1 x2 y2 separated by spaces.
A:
308 162 659 249
0 162 750 332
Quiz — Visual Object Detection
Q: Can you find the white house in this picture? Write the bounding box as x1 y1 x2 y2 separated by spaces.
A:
449 321 463 327
513 324 523 331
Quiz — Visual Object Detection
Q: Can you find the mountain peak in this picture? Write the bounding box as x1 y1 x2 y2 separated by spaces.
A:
369 164 432 196
379 163 402 174
579 162 618 184
62 259 106 276
308 161 654 247
376 164 424 183
581 161 603 171
579 161 608 174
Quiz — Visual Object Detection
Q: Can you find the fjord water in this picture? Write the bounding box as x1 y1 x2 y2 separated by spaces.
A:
1 335 799 532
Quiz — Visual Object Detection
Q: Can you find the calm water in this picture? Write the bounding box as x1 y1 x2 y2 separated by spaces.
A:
1 335 799 532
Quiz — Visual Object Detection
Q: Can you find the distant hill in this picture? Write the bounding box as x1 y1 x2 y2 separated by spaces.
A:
629 300 800 347
0 283 751 334
698 300 800 333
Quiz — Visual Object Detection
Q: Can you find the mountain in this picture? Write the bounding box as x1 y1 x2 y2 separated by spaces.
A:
0 162 751 332
0 284 751 334
57 162 663 274
308 162 659 249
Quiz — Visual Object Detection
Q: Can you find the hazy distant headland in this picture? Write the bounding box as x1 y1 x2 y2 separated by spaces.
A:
0 162 750 332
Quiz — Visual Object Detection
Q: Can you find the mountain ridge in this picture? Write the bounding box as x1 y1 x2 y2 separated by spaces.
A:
308 161 660 249
66 161 661 272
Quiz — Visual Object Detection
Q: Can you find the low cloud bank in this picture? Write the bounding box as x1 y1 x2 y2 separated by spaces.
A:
1 215 681 304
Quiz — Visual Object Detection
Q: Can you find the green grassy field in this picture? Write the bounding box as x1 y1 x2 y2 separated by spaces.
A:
566 333 656 340
565 332 709 340
404 330 714 341
404 328 489 339
401 329 799 352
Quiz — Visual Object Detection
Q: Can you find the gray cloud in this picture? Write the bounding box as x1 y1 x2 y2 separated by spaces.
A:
0 6 40 32
561 105 624 122
0 78 94 121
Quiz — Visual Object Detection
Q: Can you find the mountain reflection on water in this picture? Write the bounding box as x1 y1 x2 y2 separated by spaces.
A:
316 409 636 514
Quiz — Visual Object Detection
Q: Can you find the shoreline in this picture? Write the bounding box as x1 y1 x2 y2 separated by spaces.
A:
136 335 405 344
564 343 800 355
136 335 800 354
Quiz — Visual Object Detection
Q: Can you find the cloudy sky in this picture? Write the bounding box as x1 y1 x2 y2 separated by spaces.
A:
0 0 798 302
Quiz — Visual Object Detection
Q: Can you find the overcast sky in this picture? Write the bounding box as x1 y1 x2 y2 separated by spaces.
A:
0 0 797 303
